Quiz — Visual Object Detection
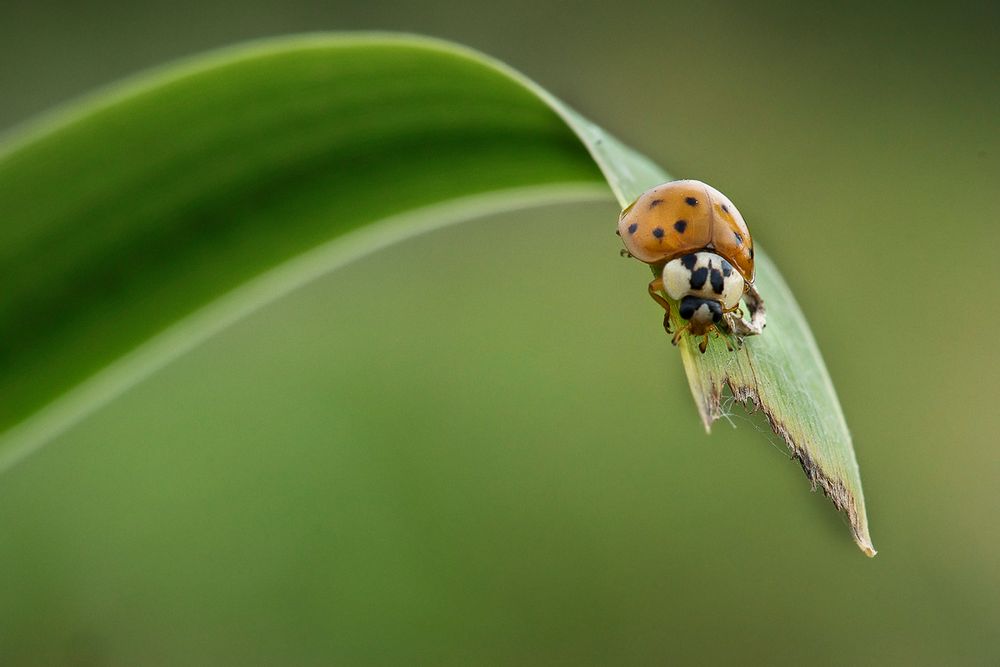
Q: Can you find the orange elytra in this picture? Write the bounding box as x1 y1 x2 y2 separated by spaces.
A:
618 180 754 282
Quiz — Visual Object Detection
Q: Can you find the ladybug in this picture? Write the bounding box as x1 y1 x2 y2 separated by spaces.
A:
617 180 765 352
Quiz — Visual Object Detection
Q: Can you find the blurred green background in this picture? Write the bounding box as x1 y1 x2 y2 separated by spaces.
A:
2 1 999 665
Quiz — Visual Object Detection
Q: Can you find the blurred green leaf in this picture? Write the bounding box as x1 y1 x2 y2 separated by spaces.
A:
0 33 872 554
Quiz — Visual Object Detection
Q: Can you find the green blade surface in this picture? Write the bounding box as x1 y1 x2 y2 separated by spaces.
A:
0 33 873 554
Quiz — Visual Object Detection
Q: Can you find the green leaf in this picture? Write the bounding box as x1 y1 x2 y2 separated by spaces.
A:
0 33 873 555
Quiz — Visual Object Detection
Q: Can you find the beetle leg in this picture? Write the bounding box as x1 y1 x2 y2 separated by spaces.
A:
647 277 673 333
671 323 690 346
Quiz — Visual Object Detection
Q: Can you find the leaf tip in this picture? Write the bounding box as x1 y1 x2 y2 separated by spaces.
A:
851 521 877 558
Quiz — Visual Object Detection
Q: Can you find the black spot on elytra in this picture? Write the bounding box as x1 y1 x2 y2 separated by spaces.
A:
627 222 638 234
750 248 755 259
685 196 698 206
721 204 729 213
690 267 709 290
733 231 743 246
652 227 665 239
648 199 664 209
674 220 687 233
681 254 698 270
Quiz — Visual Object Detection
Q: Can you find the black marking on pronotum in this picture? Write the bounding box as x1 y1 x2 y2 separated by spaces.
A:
733 231 743 246
690 267 709 290
721 259 733 277
627 222 638 234
649 199 664 209
710 268 725 294
681 254 698 270
674 220 687 233
652 227 665 239
685 196 698 206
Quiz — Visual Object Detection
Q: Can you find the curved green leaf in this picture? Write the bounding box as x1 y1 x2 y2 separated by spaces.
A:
0 33 873 554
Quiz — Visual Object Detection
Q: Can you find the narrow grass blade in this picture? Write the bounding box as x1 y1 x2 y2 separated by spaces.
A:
0 33 873 554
